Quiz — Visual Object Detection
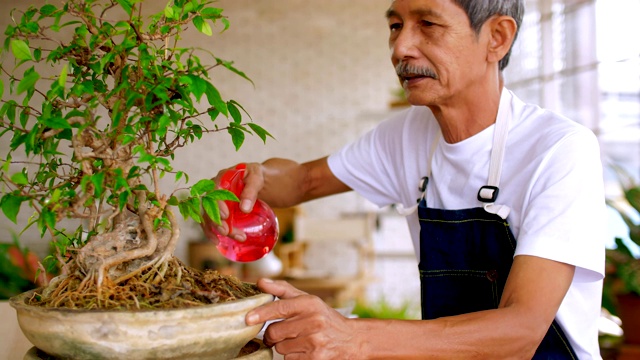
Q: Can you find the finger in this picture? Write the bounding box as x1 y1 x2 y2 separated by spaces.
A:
202 218 247 242
257 278 308 300
269 336 307 357
200 216 221 244
266 320 333 359
228 226 247 242
217 200 229 219
246 287 315 326
262 315 313 347
238 163 263 213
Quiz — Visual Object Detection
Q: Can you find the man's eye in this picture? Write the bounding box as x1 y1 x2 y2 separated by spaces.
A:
421 20 435 27
389 22 402 31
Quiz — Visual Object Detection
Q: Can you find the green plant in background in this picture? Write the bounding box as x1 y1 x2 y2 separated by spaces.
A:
352 296 419 320
0 233 52 299
0 0 271 309
603 169 640 315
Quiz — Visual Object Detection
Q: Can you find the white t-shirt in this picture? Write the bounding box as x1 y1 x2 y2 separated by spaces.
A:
328 89 606 359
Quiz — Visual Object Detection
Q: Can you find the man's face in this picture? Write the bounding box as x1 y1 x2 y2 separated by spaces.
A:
387 0 490 106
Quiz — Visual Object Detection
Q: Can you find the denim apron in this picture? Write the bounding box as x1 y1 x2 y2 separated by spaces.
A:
412 92 578 359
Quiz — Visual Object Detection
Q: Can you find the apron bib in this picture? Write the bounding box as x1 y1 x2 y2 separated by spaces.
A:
413 91 578 359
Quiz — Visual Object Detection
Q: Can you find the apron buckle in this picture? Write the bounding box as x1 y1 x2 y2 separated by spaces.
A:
477 185 499 203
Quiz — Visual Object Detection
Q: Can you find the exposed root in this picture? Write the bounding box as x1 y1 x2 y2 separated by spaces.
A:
29 257 261 310
114 255 162 284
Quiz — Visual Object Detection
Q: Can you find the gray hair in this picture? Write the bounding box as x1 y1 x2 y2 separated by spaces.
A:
452 0 525 71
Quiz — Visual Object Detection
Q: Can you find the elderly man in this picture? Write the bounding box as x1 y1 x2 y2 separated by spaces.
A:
205 0 605 358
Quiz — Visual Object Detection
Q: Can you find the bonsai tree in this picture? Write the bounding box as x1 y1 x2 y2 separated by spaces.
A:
0 0 272 309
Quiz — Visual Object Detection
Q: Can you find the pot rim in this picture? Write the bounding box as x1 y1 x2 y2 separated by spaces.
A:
10 287 274 314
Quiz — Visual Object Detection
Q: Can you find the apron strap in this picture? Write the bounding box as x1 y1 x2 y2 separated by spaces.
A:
396 90 512 219
480 90 513 219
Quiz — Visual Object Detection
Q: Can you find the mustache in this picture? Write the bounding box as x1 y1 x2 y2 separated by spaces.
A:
395 61 438 80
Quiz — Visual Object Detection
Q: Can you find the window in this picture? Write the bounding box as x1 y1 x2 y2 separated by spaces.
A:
505 0 640 183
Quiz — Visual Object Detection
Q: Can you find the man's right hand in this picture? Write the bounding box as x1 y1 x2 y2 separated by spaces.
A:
200 157 349 243
200 162 266 243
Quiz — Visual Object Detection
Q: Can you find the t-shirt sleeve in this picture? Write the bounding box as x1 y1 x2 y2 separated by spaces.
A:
514 128 606 282
327 126 400 207
327 109 421 208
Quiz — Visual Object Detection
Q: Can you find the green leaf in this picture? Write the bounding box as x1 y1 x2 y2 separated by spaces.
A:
193 16 212 36
190 203 203 223
228 100 252 120
164 5 175 19
201 7 223 19
9 133 26 151
190 179 216 197
39 4 58 16
227 101 242 124
22 22 39 34
24 125 38 154
118 191 129 211
4 101 16 123
217 58 252 84
90 172 105 197
0 193 26 224
116 0 133 16
208 108 220 122
220 18 230 32
202 196 220 225
44 116 70 129
17 69 40 95
19 109 29 129
10 39 32 60
138 153 155 165
192 124 203 139
178 202 190 220
1 157 10 173
248 123 274 143
206 189 238 202
50 189 61 203
38 207 56 236
183 1 196 14
178 197 203 223
10 172 28 185
228 127 245 151
58 64 68 87
204 82 228 116
181 75 206 101
200 21 213 36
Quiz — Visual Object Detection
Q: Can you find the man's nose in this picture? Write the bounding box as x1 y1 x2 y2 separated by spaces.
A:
390 28 421 61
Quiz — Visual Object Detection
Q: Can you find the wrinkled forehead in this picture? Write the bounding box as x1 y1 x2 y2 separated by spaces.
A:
386 0 465 23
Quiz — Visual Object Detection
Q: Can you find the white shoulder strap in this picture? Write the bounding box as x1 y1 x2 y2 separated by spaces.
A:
480 90 512 219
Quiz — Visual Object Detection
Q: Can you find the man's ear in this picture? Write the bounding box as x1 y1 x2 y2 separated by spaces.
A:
486 15 518 65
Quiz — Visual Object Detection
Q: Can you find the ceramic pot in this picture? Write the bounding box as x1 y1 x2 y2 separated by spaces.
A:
23 339 273 360
10 289 273 360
